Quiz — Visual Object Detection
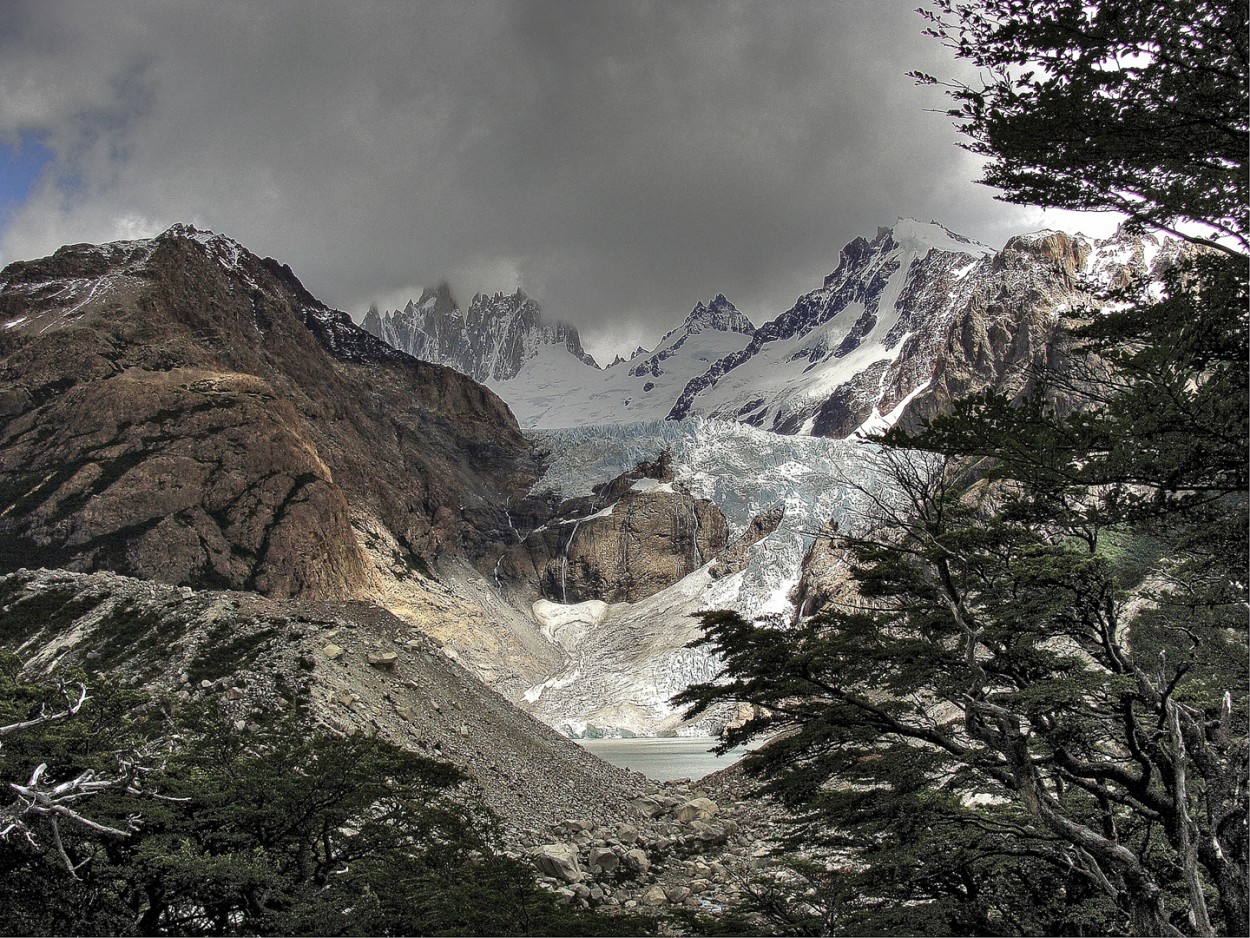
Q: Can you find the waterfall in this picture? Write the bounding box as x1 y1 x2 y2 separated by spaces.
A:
504 497 521 543
560 519 582 604
493 555 505 591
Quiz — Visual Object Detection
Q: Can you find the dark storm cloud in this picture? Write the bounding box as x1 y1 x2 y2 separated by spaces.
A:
0 0 1094 359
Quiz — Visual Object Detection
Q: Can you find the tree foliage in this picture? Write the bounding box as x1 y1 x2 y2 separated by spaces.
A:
913 0 1248 254
680 1 1248 934
0 669 647 936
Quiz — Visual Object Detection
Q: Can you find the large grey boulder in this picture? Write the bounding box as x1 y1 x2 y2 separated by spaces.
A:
530 842 583 883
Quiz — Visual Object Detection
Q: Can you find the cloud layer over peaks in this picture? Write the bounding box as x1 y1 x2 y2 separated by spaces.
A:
0 1 1080 358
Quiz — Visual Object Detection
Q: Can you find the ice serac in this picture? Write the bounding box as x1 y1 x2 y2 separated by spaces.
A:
507 420 889 737
363 284 597 383
0 225 535 597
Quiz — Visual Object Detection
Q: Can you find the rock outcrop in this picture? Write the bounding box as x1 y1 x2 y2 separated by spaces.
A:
0 226 537 597
498 456 729 605
544 489 728 604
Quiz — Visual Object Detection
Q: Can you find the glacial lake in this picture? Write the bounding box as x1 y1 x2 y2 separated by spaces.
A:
576 736 756 782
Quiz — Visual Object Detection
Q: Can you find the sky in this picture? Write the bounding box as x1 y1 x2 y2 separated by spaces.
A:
0 0 1120 361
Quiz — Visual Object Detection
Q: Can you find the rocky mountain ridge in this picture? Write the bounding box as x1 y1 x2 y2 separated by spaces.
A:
365 219 1188 438
0 225 803 739
0 224 536 597
0 219 1195 747
0 565 796 919
363 284 597 383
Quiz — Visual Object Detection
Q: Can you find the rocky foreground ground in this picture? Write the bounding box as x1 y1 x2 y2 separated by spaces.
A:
0 567 792 929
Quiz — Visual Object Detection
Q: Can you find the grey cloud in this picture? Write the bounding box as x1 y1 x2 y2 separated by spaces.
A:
0 0 1065 360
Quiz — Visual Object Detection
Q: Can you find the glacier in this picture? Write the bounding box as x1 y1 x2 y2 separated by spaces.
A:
510 418 893 737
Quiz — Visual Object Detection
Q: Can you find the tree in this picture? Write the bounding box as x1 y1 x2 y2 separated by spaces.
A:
0 655 167 934
679 1 1248 934
913 0 1248 254
0 675 649 936
681 436 1246 934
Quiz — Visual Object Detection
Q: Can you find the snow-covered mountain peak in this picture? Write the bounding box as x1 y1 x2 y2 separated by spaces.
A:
682 294 755 337
159 222 219 243
887 217 993 257
157 223 256 274
363 282 596 383
358 219 1185 440
411 282 459 316
1079 224 1188 291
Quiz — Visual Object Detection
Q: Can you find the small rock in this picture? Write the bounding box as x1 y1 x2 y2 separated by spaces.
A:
225 687 244 701
637 800 667 819
616 824 640 844
199 679 213 690
675 797 719 822
623 848 649 875
321 644 345 660
588 847 620 873
642 885 667 906
394 705 412 721
690 821 728 845
666 886 692 903
367 651 398 669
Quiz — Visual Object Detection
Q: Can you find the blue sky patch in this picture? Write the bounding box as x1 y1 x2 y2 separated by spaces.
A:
0 133 53 223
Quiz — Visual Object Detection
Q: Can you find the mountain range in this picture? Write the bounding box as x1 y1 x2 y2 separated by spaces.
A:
364 218 1184 437
0 218 1187 741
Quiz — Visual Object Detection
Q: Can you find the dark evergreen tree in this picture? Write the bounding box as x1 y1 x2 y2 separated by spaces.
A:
913 0 1247 254
680 1 1248 934
0 667 650 936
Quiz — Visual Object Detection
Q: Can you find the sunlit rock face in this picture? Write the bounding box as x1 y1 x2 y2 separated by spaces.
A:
0 225 536 597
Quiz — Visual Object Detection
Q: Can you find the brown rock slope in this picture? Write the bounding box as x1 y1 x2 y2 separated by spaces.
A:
499 454 729 604
0 226 536 597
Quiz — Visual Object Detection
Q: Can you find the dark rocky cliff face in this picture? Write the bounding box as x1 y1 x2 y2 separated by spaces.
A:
496 456 729 604
364 285 597 383
541 489 728 604
0 226 536 597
